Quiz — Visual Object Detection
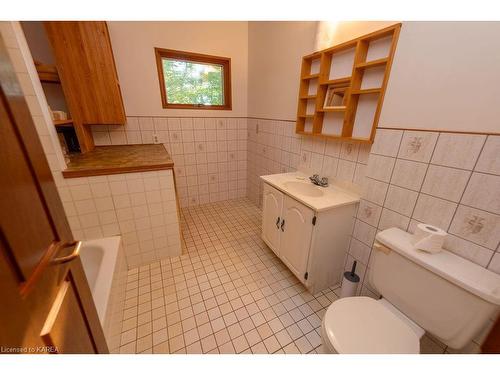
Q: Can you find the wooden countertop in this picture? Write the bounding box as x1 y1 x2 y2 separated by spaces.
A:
62 144 174 178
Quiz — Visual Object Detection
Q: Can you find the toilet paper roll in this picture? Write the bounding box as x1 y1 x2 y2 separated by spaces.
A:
411 223 447 253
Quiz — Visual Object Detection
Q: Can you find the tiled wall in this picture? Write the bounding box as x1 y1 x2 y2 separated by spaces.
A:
246 118 370 206
91 117 248 208
349 129 500 290
0 22 181 269
59 170 182 267
347 129 499 353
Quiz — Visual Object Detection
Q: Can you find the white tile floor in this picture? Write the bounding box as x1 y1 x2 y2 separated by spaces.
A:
117 198 341 354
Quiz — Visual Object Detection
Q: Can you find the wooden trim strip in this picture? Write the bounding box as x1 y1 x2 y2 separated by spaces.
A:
62 163 173 179
378 126 500 136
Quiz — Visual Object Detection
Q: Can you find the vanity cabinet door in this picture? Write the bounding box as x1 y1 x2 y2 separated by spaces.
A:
279 195 314 281
261 184 283 256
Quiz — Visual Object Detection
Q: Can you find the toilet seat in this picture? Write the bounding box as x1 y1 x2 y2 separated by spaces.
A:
322 297 420 354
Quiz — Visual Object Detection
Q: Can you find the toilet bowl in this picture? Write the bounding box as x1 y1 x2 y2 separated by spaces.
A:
321 296 423 354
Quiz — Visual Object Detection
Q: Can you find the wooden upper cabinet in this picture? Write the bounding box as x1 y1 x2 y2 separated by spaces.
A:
44 22 125 126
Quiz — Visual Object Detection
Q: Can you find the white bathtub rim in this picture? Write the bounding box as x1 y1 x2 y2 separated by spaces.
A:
80 236 122 326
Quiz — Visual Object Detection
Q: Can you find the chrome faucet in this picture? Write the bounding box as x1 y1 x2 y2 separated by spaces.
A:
309 174 329 187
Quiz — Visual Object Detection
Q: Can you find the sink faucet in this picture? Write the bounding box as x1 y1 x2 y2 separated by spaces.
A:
309 174 329 187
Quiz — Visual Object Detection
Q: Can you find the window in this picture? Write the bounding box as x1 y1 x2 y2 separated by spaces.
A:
155 48 232 110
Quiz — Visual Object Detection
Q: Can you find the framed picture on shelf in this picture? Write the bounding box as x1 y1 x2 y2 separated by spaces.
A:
324 86 348 109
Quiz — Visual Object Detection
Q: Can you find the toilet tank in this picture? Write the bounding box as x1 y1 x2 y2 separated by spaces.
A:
370 228 500 349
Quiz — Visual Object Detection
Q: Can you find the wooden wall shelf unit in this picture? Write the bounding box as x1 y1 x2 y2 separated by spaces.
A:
295 24 401 143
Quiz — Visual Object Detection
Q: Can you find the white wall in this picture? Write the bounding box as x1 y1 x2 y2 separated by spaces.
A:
380 22 500 133
316 21 396 49
107 21 248 117
247 21 317 121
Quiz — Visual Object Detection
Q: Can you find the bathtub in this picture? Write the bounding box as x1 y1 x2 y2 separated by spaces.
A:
80 236 127 353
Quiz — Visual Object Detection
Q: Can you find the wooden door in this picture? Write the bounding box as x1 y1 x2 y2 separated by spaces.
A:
279 195 314 282
0 38 107 354
482 316 500 353
261 184 283 256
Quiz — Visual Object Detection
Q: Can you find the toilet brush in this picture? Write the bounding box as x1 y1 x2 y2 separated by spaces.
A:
340 261 360 298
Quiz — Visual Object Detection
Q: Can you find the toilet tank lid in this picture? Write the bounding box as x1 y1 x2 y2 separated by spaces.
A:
376 228 500 305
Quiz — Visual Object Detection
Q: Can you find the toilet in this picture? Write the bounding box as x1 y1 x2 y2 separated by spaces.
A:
321 227 500 354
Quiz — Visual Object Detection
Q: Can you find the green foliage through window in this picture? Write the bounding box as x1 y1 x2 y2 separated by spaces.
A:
163 58 224 106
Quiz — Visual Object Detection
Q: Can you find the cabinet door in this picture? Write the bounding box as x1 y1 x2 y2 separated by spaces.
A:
280 195 314 281
44 21 125 152
45 21 125 126
261 184 283 256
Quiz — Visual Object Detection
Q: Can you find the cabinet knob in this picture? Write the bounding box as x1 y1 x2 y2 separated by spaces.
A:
281 219 285 232
275 216 280 229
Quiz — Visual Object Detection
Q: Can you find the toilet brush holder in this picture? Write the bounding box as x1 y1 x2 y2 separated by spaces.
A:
340 261 360 298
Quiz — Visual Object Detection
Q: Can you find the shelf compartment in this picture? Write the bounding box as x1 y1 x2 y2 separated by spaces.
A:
318 107 346 113
320 77 351 86
327 47 356 81
35 61 60 83
303 51 322 60
355 57 388 69
54 119 74 127
302 73 320 80
351 88 381 95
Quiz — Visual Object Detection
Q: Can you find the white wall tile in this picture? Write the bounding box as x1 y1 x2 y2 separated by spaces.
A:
449 205 500 250
348 238 371 265
461 173 500 214
378 208 410 231
421 165 470 202
361 178 388 206
398 131 438 163
357 200 382 227
475 136 500 175
431 133 485 170
390 159 428 191
352 219 377 247
384 185 418 217
365 154 395 182
443 235 494 267
412 194 457 230
339 142 359 161
488 253 500 275
370 129 403 157
69 184 92 201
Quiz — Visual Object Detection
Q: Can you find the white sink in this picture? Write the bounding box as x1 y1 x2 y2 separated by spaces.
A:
261 172 360 212
283 181 324 197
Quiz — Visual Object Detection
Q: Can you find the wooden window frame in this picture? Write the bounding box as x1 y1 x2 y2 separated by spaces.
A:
154 48 232 110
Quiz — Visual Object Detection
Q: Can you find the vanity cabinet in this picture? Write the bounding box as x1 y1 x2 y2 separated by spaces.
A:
262 182 356 294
